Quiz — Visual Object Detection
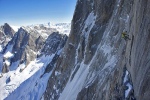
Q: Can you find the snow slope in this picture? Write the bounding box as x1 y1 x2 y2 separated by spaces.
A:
0 21 69 100
0 55 54 100
58 12 98 100
0 45 2 52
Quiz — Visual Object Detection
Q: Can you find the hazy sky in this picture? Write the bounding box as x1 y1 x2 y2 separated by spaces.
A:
0 0 76 26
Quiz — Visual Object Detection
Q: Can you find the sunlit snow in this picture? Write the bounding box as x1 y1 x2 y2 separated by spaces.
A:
0 55 55 100
0 45 2 52
59 63 89 100
11 26 20 32
59 12 97 100
3 51 14 59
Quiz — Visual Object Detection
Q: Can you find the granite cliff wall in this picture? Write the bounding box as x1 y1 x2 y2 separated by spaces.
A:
43 0 150 99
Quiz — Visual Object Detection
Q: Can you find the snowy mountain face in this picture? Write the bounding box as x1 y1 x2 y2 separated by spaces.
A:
0 23 68 99
0 23 15 51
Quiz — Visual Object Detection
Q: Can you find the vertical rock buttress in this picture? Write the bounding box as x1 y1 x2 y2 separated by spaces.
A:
44 0 150 100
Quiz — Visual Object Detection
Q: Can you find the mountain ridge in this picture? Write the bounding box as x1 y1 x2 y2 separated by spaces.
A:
0 0 150 100
0 22 69 100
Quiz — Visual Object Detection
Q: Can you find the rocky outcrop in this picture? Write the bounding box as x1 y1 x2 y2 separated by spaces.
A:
1 25 69 74
41 32 68 55
2 31 68 100
0 23 15 73
2 27 45 72
0 22 69 100
44 0 150 100
0 23 15 48
42 32 68 74
2 23 15 37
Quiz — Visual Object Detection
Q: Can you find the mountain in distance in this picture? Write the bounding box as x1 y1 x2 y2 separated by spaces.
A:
0 23 15 52
12 22 71 39
0 22 69 100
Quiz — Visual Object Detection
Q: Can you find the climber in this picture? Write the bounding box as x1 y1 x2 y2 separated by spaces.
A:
122 31 131 40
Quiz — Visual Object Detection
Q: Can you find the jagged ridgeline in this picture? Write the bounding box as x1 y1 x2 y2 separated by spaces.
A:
0 23 69 99
0 0 150 100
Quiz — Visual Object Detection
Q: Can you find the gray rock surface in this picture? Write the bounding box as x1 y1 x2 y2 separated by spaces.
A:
0 23 15 48
41 32 68 55
0 21 70 99
1 25 69 73
2 27 43 72
44 0 150 100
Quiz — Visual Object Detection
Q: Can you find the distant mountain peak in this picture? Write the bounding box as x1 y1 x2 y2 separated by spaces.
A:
1 23 15 37
3 23 10 27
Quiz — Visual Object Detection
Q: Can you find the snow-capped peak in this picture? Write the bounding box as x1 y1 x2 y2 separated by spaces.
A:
19 22 71 39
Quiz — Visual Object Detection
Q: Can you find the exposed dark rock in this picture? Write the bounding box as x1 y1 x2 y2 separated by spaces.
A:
35 36 44 50
43 0 150 100
0 22 70 99
41 32 68 55
2 23 15 37
2 27 45 72
0 23 15 48
41 32 68 75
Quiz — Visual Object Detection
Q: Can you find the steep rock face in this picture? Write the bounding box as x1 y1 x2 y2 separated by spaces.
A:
2 27 45 73
0 26 68 100
41 32 68 55
2 23 15 37
0 23 15 49
40 32 68 75
0 23 15 73
0 23 70 74
42 32 68 75
44 0 150 100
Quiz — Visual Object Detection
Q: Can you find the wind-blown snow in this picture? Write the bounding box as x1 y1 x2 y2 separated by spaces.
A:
59 63 89 100
59 12 97 100
0 55 55 100
82 12 96 60
102 55 117 71
101 43 113 56
125 83 132 98
82 12 96 43
124 70 129 83
3 51 14 67
123 70 133 98
75 44 80 64
0 45 2 52
0 54 3 73
4 60 11 66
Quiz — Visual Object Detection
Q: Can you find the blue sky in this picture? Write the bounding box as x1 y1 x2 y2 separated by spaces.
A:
0 0 77 26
